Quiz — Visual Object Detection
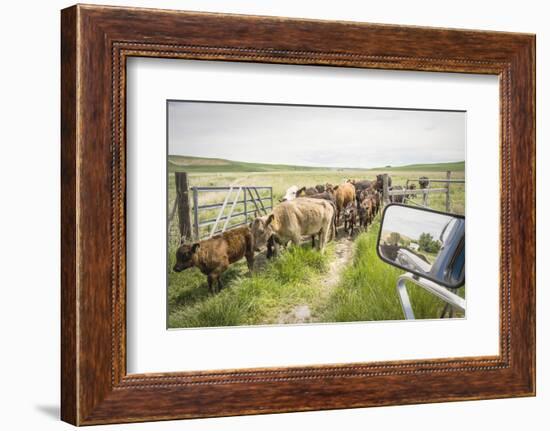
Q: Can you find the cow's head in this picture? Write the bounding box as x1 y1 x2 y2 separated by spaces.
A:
419 176 430 189
250 214 275 251
295 186 307 198
280 185 298 202
173 242 200 272
375 174 386 191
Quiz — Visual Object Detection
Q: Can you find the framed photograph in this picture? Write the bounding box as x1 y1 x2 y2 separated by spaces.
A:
61 4 535 425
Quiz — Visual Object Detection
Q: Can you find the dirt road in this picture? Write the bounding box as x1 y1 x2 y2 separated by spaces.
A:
276 234 355 324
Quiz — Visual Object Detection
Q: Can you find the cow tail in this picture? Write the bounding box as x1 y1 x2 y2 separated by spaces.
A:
330 201 337 240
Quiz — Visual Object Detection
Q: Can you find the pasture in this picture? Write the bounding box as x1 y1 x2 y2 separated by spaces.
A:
167 157 465 329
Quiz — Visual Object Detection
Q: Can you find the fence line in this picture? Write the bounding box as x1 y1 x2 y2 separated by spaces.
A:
168 179 273 244
383 171 465 210
192 185 273 241
386 188 447 196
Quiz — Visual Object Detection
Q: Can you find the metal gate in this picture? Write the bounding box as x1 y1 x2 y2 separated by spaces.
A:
191 186 273 240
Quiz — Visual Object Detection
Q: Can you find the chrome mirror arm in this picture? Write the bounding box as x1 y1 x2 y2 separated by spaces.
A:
396 272 466 320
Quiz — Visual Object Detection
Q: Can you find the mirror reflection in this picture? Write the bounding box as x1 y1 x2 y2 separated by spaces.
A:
378 204 465 288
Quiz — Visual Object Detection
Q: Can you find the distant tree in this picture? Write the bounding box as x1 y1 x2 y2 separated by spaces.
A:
399 238 410 247
419 232 441 253
418 232 432 251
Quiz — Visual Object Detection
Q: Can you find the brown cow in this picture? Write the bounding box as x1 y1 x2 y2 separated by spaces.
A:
419 176 430 189
407 183 417 199
354 180 375 207
343 202 357 236
351 179 374 192
372 190 381 216
269 186 336 253
305 191 336 205
375 174 392 192
298 191 337 245
296 186 318 197
250 198 335 257
332 182 356 226
358 195 376 228
172 226 254 293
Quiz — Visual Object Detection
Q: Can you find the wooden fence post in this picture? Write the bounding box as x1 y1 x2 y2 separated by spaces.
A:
175 172 192 242
445 170 451 212
382 174 390 205
422 180 431 207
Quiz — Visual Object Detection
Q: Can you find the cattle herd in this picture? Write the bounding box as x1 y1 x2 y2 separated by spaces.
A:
173 174 429 293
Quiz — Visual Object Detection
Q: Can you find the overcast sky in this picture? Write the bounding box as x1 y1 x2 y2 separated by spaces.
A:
168 101 465 169
382 205 454 241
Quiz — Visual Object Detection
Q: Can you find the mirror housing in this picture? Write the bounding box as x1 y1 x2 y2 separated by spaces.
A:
376 204 465 289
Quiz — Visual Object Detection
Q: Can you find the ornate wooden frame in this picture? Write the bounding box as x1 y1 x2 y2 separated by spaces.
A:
61 4 535 425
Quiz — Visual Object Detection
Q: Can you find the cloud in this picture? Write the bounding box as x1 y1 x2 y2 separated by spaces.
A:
168 101 465 168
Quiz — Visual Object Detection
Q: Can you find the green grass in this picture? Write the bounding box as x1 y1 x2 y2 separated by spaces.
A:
318 220 465 322
168 155 465 174
168 155 339 173
167 161 465 328
168 244 332 328
168 220 465 328
371 161 465 172
167 167 465 245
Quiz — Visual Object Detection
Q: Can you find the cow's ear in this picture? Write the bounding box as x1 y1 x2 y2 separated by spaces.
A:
191 243 200 253
265 214 274 226
333 185 339 190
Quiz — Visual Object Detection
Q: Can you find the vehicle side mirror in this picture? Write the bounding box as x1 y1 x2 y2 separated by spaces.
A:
376 204 465 289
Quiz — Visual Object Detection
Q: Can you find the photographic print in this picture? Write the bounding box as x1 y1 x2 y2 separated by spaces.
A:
167 101 466 328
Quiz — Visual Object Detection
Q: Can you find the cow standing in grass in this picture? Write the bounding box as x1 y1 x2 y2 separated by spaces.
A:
332 182 356 226
407 183 417 199
343 202 357 236
350 178 375 207
358 194 376 228
172 226 254 293
251 197 335 257
281 185 318 201
296 186 318 197
375 174 392 192
279 186 337 248
372 190 381 215
281 185 299 202
419 176 430 189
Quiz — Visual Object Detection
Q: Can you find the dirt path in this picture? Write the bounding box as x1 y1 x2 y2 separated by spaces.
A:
276 234 355 324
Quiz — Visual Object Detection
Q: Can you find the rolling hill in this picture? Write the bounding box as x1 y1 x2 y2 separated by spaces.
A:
370 161 465 172
168 155 338 173
168 155 465 173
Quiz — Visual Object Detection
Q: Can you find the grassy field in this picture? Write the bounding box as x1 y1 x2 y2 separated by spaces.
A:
169 155 333 173
167 156 465 328
319 220 465 323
